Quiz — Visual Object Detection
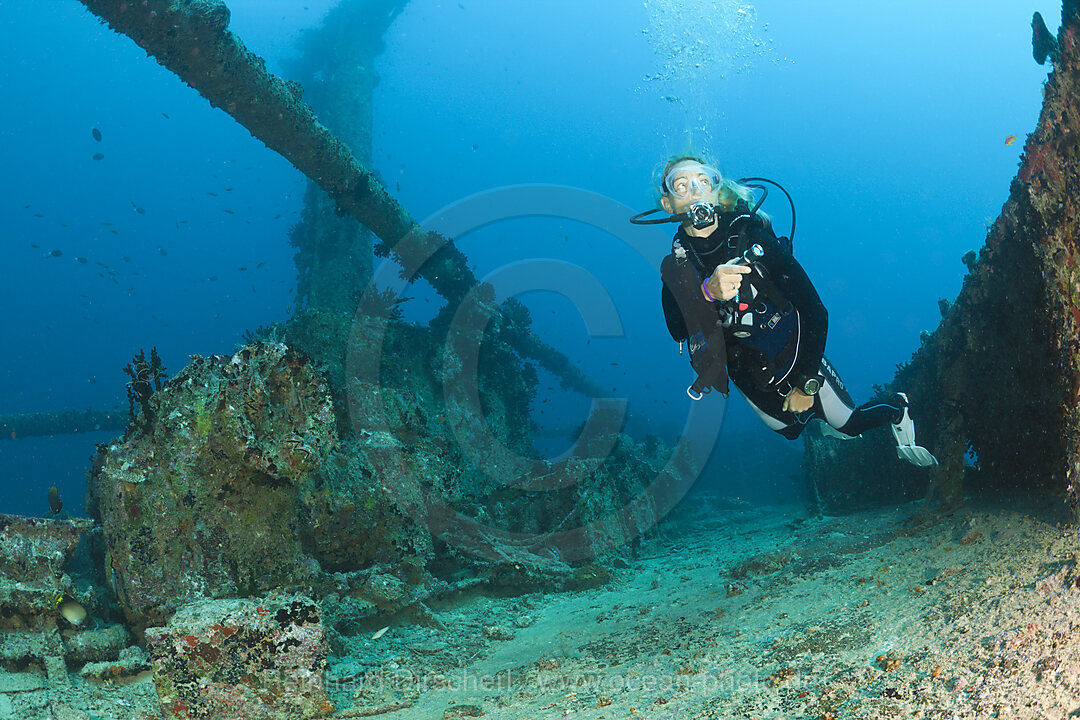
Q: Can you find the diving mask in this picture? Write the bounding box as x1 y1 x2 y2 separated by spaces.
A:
664 163 722 200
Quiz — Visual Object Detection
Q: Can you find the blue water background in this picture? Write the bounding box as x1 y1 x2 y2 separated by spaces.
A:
0 1 1058 517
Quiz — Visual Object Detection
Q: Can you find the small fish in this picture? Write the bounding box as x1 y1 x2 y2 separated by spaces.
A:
92 153 104 160
48 249 62 257
1004 134 1018 146
31 243 39 248
207 191 218 196
158 248 167 256
223 209 235 214
102 221 113 226
57 596 87 626
122 256 132 262
273 214 281 220
76 257 88 264
48 486 62 514
92 128 102 142
136 207 146 215
256 261 266 268
238 266 247 271
33 213 44 218
161 112 170 119
372 626 390 640
471 143 478 151
109 229 118 235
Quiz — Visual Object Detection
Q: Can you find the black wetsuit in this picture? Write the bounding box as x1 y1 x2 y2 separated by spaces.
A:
660 203 904 440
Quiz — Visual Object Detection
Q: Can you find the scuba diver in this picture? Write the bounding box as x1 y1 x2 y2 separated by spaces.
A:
632 155 937 467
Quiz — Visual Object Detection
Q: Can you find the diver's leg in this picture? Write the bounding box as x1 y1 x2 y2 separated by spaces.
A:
817 359 938 466
833 396 906 437
813 356 903 437
741 385 806 440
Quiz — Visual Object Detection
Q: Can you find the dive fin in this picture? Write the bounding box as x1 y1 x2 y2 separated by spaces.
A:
891 393 938 467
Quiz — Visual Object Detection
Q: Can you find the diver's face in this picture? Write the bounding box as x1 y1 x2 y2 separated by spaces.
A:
660 161 721 215
661 161 721 235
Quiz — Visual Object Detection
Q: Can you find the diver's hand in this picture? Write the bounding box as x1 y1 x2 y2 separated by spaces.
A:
782 388 814 413
704 261 752 302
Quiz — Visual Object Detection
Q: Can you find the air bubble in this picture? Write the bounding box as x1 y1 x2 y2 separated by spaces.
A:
642 1 771 86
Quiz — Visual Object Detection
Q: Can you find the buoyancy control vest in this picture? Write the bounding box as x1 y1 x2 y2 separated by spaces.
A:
662 204 802 397
660 249 731 397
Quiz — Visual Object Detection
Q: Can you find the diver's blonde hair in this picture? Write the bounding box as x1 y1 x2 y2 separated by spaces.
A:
654 154 756 213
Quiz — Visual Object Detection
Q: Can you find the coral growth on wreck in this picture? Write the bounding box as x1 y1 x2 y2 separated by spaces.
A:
89 343 338 627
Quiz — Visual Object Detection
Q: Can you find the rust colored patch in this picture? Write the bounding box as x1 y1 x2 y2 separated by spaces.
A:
184 634 199 647
192 643 220 663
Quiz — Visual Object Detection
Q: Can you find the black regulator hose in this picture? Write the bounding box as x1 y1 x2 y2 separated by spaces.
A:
630 176 797 244
738 177 797 246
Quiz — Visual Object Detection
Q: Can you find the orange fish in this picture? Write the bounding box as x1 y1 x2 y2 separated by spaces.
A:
1004 134 1018 146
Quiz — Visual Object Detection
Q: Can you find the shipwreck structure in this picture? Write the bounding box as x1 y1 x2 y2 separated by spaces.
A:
0 3 689 717
3 0 1080 718
807 3 1080 515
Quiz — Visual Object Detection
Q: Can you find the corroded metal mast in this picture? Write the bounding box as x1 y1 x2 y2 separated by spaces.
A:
287 0 409 313
76 0 416 246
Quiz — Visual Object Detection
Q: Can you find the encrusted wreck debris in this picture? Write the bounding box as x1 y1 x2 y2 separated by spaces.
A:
0 514 143 717
88 343 338 628
807 3 1080 515
146 595 332 720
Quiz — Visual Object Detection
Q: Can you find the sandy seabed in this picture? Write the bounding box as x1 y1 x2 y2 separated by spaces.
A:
333 492 1080 720
4 491 1080 720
